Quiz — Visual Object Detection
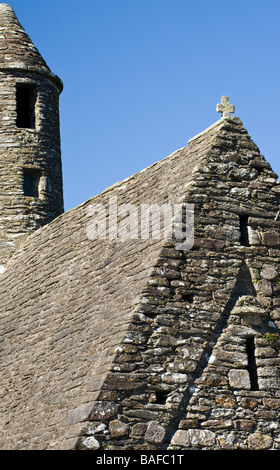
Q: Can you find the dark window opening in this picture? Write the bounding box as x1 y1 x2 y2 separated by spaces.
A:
155 391 168 405
246 337 259 391
23 170 40 197
16 84 36 129
239 215 250 246
181 293 194 303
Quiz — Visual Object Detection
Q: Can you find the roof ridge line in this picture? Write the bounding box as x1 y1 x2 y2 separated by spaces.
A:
188 116 243 144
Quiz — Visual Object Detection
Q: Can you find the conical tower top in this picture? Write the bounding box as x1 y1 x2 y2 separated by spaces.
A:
0 3 62 91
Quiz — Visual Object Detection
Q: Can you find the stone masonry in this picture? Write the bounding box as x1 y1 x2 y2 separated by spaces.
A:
0 5 280 451
0 4 63 272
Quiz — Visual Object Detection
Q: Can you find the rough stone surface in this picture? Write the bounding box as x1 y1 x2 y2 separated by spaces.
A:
145 421 166 444
109 420 130 439
228 369 251 390
0 4 63 271
1 5 280 452
247 432 274 450
171 429 216 448
80 436 100 450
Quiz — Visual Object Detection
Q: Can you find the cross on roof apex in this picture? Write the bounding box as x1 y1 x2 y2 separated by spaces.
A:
216 96 235 118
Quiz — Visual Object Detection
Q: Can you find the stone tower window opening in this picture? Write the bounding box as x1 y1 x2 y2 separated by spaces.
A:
23 169 40 198
155 391 168 405
16 83 36 129
245 336 259 391
239 215 250 246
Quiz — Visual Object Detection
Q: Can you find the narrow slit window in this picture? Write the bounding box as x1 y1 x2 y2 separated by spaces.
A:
239 215 250 246
155 391 168 404
23 170 40 197
246 337 259 391
16 84 36 129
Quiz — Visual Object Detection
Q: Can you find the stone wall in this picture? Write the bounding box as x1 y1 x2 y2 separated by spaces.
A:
0 121 204 449
1 116 280 450
1 3 280 450
76 118 280 450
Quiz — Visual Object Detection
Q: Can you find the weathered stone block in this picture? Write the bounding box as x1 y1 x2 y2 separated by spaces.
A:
234 420 255 432
88 401 118 421
109 420 130 439
255 410 277 420
256 279 273 296
104 374 146 391
261 264 278 281
215 394 237 408
259 377 279 390
228 369 250 390
247 432 273 450
263 231 280 247
239 397 258 409
187 429 216 447
145 421 166 444
201 419 233 429
170 430 190 448
131 423 147 437
271 308 280 320
248 227 261 246
79 435 100 450
263 398 280 409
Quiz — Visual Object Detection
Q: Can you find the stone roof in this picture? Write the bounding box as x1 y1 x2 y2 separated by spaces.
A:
0 117 226 449
0 4 48 69
0 4 63 91
1 115 280 450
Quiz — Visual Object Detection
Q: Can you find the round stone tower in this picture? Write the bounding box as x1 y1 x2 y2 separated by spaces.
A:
0 4 64 272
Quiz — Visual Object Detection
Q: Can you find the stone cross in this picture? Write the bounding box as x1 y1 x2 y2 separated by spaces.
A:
216 96 235 118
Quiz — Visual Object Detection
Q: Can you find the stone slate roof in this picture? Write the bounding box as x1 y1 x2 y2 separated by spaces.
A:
0 117 228 449
0 3 63 91
0 3 49 70
1 115 280 450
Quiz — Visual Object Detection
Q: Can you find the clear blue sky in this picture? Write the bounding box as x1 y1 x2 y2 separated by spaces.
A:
7 0 280 212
